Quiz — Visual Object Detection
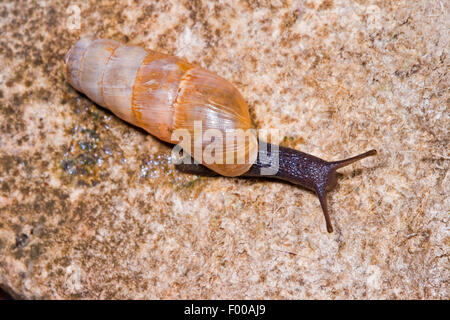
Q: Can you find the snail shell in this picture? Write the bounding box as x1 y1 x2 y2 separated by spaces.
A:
64 36 258 177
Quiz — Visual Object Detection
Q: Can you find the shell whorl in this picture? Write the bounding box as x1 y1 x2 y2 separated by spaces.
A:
64 37 258 176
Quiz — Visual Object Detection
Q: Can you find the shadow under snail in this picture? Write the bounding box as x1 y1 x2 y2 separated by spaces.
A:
64 36 377 233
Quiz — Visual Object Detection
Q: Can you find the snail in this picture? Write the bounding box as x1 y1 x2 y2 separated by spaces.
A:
64 36 376 233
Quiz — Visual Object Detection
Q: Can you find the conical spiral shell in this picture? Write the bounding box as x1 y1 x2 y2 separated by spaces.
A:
64 37 258 176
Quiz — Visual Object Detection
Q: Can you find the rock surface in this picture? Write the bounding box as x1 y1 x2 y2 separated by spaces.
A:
0 0 448 299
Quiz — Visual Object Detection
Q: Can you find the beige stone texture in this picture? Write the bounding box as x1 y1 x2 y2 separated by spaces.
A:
0 0 448 299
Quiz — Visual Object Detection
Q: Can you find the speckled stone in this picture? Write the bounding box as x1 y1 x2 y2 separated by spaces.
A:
0 0 448 299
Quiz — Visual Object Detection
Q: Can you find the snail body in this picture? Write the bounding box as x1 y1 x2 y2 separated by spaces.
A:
65 37 376 233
